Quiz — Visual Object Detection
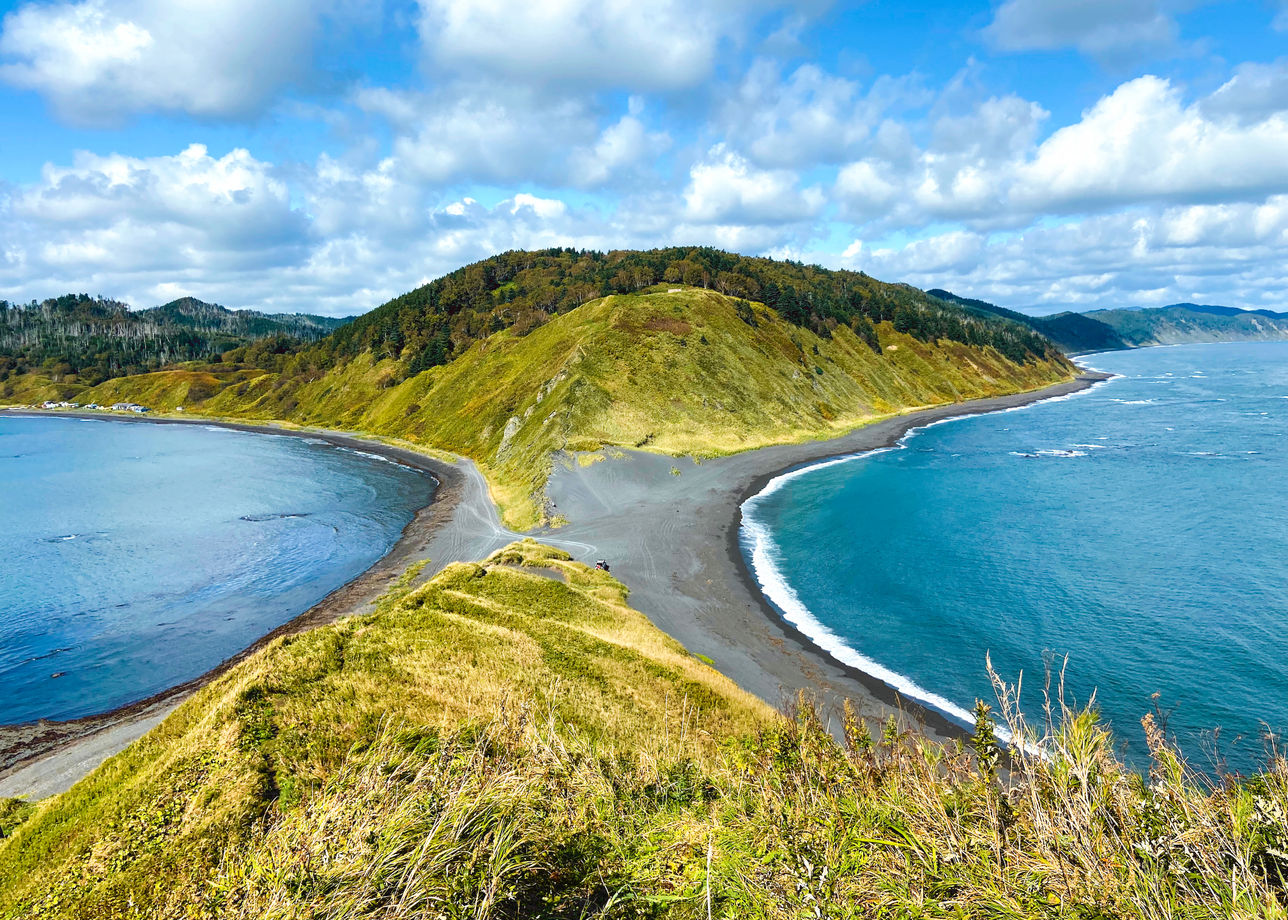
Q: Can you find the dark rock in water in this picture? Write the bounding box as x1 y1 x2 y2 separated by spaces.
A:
239 512 310 522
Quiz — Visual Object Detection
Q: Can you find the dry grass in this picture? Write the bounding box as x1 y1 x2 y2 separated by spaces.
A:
4 545 1283 918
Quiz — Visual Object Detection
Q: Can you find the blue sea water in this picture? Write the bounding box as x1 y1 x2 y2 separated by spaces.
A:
0 417 433 725
743 342 1288 773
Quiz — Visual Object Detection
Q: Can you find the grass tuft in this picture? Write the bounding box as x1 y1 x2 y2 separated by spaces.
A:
5 545 1280 918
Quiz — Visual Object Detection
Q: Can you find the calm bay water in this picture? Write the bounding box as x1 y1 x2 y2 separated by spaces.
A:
0 417 433 725
743 342 1288 773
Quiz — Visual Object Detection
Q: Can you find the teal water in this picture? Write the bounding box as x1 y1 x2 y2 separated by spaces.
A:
742 342 1288 773
0 417 433 725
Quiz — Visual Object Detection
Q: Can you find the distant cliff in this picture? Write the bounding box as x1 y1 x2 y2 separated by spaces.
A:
930 289 1288 354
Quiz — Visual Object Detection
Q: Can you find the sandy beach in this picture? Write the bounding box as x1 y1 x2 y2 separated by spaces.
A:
0 370 1109 799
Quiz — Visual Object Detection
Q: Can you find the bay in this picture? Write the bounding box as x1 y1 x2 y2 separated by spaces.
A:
743 342 1288 773
0 417 432 725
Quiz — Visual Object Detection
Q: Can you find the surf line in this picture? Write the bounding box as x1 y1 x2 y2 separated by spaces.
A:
738 378 1112 747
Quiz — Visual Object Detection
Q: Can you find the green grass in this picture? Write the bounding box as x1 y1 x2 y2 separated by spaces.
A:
50 290 1074 528
3 543 1287 919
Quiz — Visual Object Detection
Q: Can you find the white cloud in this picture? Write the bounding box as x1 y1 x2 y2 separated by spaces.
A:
415 0 801 91
715 61 882 168
567 106 671 186
984 0 1177 58
0 0 341 122
357 84 666 188
845 198 1288 310
1013 76 1288 209
683 144 824 224
833 76 1288 227
1204 59 1288 122
15 143 301 242
1 144 309 305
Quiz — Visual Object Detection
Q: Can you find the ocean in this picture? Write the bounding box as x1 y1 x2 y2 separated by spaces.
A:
742 341 1288 774
0 417 433 726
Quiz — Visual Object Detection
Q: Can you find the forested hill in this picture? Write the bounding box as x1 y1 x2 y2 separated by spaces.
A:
319 247 1057 373
927 289 1127 355
0 294 348 385
930 288 1288 354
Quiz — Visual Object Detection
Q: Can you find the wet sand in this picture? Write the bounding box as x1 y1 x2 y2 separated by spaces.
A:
0 371 1108 798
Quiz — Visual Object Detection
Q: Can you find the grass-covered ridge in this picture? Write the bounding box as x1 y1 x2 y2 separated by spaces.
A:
3 542 1287 919
64 288 1075 527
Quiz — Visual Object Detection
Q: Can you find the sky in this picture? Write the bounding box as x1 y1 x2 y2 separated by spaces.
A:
0 0 1286 317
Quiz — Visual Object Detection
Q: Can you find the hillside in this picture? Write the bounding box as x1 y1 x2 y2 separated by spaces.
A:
70 287 1075 528
928 289 1127 354
931 289 1288 354
319 247 1054 374
2 541 1285 919
0 294 349 402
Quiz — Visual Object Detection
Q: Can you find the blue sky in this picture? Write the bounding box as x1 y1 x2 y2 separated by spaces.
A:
0 0 1285 316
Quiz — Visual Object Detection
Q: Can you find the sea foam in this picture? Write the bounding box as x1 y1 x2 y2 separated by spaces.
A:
737 378 1117 743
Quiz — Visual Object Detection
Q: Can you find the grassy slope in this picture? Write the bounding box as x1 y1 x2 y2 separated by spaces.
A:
66 290 1074 527
0 542 769 918
3 543 1287 919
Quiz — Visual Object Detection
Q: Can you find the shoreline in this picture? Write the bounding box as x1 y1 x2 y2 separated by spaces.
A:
0 371 1109 797
0 414 516 799
732 371 1115 737
546 370 1113 749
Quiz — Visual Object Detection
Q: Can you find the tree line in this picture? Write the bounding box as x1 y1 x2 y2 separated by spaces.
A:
0 294 347 386
312 247 1056 377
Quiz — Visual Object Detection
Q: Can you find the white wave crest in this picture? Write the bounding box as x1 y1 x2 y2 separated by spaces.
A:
740 512 978 730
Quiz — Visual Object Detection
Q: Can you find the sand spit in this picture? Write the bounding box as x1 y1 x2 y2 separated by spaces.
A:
0 371 1108 797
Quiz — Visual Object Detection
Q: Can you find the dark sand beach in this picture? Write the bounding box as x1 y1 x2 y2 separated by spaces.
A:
0 370 1109 798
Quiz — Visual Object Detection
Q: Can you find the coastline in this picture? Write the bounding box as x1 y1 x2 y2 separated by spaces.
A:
0 370 1109 798
545 369 1113 748
0 415 517 799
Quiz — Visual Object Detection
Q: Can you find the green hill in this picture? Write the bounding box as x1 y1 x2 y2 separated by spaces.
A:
69 286 1075 527
2 541 1284 919
928 289 1128 354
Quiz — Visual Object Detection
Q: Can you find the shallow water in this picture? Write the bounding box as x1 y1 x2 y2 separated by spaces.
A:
742 342 1288 773
0 417 433 725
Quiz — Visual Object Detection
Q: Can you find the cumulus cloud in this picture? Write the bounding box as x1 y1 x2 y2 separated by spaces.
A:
567 103 671 186
414 0 805 91
683 144 824 224
844 197 1288 310
0 144 310 306
0 0 344 123
715 61 881 168
14 143 303 252
984 0 1177 58
1012 76 1288 209
355 84 667 188
1204 59 1288 122
833 76 1288 227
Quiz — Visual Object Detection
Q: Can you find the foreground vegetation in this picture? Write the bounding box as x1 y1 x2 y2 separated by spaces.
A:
2 542 1286 919
39 288 1073 527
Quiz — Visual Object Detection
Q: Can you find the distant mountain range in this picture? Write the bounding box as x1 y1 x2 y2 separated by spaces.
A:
0 294 349 385
928 290 1288 355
